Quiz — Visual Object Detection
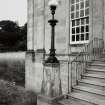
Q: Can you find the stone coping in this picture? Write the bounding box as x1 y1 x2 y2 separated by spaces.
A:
43 63 60 67
26 49 46 53
36 49 46 53
26 49 35 53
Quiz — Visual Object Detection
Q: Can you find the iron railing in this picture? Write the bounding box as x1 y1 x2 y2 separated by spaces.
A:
70 37 104 92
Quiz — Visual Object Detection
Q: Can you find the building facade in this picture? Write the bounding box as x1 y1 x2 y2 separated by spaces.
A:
26 0 105 96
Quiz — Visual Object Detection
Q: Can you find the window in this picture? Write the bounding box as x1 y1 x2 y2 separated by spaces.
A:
70 0 89 44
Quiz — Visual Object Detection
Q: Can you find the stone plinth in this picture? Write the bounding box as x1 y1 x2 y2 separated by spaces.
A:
41 62 62 98
37 55 63 105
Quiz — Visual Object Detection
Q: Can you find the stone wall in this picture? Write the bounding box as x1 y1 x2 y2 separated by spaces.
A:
92 0 104 39
26 0 105 95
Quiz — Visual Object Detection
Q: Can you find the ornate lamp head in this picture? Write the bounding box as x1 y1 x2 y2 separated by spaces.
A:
48 0 59 15
48 0 59 8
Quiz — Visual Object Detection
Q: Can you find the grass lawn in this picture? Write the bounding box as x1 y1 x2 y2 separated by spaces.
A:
0 79 37 105
0 52 37 104
0 52 25 86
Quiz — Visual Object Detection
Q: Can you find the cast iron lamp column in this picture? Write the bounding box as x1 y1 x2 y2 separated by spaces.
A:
41 0 62 98
45 1 59 63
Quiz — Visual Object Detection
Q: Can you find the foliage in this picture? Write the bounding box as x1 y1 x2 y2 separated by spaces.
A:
17 23 27 51
0 20 27 51
0 20 19 32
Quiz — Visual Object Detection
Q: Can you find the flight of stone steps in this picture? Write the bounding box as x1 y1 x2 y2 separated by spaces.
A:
58 56 105 105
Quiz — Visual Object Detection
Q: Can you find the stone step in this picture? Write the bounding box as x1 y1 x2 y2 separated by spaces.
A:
73 87 105 101
90 63 105 67
68 92 105 105
78 79 105 88
81 73 105 83
100 55 105 58
93 59 105 62
78 80 105 91
82 73 105 80
58 57 105 105
58 97 93 105
85 68 105 75
86 67 105 72
73 85 105 97
87 65 105 70
92 60 105 64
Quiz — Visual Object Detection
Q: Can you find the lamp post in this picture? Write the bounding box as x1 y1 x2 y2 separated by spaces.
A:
41 0 62 98
45 0 59 63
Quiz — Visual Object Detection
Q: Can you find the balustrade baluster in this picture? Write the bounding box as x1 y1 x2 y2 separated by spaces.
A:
71 62 73 91
68 61 70 94
76 62 78 85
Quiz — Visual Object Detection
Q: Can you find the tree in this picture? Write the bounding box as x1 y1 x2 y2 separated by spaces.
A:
17 23 27 51
0 20 19 32
0 20 27 51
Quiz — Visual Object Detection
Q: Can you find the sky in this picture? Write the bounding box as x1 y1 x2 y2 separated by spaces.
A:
0 0 27 26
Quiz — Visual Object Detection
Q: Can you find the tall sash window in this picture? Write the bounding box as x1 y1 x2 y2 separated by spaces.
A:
70 0 89 44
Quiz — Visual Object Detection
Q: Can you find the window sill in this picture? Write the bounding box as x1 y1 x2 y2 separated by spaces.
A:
69 40 89 47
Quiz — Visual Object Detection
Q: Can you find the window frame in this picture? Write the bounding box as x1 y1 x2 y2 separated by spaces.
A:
70 0 90 45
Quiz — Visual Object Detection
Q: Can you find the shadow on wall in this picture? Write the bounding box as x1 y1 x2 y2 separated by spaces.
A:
0 52 25 86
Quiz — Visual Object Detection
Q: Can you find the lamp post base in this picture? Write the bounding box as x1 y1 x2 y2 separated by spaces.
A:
37 94 64 105
41 61 62 98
